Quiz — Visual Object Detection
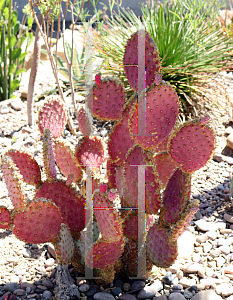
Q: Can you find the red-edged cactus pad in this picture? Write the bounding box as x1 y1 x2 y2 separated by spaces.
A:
93 192 122 242
38 95 67 138
123 30 161 90
43 129 57 182
129 83 179 151
77 106 92 136
87 79 125 121
168 119 215 173
146 223 178 268
13 198 62 244
76 137 106 170
154 135 169 153
115 166 124 199
35 181 85 235
152 152 177 187
108 103 135 165
53 224 75 265
161 169 191 224
53 139 82 183
5 150 41 187
2 156 26 209
85 237 125 268
107 160 117 188
0 206 11 229
123 211 138 240
145 166 161 214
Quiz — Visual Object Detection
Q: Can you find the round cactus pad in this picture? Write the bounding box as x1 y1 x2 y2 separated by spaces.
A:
87 79 125 121
53 139 82 183
108 103 135 165
161 169 191 225
35 181 85 235
76 137 106 170
2 156 26 209
38 95 67 138
123 30 161 90
85 237 125 269
168 119 215 173
54 224 75 265
129 83 179 151
0 206 11 229
152 152 177 187
13 198 62 244
77 106 92 136
5 150 41 187
93 192 122 242
147 223 178 268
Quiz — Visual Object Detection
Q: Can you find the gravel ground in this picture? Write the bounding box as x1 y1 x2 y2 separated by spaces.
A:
1 69 233 300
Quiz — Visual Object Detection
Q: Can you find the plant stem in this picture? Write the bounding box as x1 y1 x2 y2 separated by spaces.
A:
7 0 12 98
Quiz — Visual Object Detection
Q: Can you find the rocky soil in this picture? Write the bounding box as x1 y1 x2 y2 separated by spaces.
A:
1 65 233 300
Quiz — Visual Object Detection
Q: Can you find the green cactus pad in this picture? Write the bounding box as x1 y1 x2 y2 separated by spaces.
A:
4 150 41 187
53 139 83 183
146 222 178 268
38 95 67 138
129 82 180 151
152 152 177 187
75 136 106 171
43 128 57 182
85 237 125 269
35 180 85 235
87 78 125 121
160 169 191 225
93 191 123 242
168 118 215 173
108 99 136 165
1 156 26 209
53 223 75 265
13 198 62 244
123 30 161 90
0 206 11 229
77 105 92 136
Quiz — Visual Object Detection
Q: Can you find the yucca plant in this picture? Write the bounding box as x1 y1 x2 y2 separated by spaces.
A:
90 0 233 114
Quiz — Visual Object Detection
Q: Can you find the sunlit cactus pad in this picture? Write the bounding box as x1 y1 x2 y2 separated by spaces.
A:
77 105 92 136
38 95 67 138
43 128 57 182
13 198 62 244
0 206 11 229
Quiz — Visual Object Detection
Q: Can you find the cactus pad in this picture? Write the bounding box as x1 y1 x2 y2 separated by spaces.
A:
93 192 122 241
123 30 161 90
152 152 177 187
129 82 179 151
85 237 125 269
0 206 11 229
106 161 117 188
168 118 215 173
76 136 106 171
13 198 62 244
53 139 82 183
4 150 41 187
108 101 135 165
123 211 138 240
146 223 178 268
87 78 125 121
43 128 57 182
53 224 75 265
77 106 92 136
35 181 85 235
38 95 67 138
1 156 26 209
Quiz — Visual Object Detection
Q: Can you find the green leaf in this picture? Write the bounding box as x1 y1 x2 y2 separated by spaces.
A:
8 63 16 75
11 11 17 26
18 52 27 62
10 79 20 92
14 21 20 35
27 16 33 29
3 7 9 19
12 48 21 60
16 68 26 76
28 31 33 46
9 36 16 48
0 0 5 10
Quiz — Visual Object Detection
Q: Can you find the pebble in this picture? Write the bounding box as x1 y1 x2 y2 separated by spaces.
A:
42 290 53 299
13 289 26 296
93 292 115 300
131 281 145 291
168 293 185 300
119 294 137 300
4 284 20 293
47 244 56 259
111 287 122 296
42 280 54 289
10 99 23 111
224 214 233 223
190 289 222 300
78 284 90 292
137 280 163 299
44 258 54 268
162 272 173 285
122 283 131 292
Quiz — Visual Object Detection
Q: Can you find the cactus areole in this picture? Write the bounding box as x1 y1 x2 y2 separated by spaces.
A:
0 30 215 285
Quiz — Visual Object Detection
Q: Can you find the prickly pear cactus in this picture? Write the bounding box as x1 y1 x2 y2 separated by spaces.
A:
0 30 215 285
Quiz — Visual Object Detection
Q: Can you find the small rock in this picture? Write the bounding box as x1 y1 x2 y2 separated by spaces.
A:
137 280 163 299
47 244 56 259
42 280 53 289
0 104 9 114
168 293 185 300
220 245 230 255
190 290 222 300
122 283 131 292
111 287 121 296
10 275 19 283
183 290 193 299
44 258 54 267
224 156 233 165
21 248 31 258
78 284 90 293
131 281 145 291
195 220 217 232
225 126 233 135
26 294 37 299
213 154 223 162
42 291 53 299
93 292 115 300
196 235 208 243
227 133 233 150
4 283 20 293
119 294 137 300
172 285 183 291
20 283 36 291
179 278 196 288
183 262 201 274
37 285 47 291
209 249 221 258
162 272 173 285
10 99 23 111
224 214 233 223
85 285 99 297
13 289 26 296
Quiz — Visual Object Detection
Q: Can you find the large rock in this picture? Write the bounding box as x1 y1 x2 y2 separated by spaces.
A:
190 289 222 300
